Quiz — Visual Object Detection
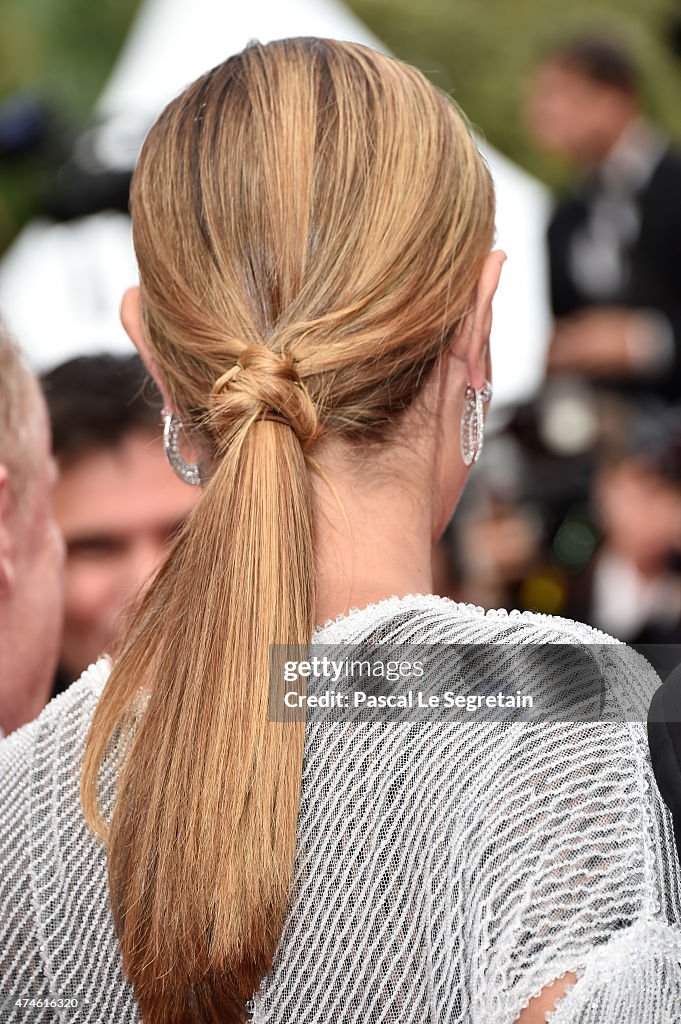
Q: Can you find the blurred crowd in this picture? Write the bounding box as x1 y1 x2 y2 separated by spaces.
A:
1 31 680 738
436 34 681 647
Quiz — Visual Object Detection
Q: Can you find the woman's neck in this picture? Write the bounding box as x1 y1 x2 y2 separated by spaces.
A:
311 448 436 627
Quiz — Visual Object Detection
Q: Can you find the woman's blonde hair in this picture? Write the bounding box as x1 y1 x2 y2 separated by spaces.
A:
81 37 495 1023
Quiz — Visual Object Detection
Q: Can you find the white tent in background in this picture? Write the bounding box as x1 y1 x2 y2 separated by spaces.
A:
0 0 552 406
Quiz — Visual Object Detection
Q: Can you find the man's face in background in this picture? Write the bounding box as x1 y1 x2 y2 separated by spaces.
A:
53 428 199 681
526 60 636 166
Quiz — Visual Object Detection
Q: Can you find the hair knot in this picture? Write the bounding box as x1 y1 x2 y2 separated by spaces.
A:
209 345 320 448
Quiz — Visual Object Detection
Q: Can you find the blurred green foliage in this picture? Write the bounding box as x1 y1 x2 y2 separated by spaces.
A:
347 0 681 185
0 0 138 252
0 0 138 112
1 0 680 255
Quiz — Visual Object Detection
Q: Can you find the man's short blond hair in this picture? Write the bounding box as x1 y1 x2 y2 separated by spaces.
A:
0 321 40 502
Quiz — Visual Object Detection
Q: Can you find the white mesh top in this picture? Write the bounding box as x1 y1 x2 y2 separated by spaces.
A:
1 593 681 1023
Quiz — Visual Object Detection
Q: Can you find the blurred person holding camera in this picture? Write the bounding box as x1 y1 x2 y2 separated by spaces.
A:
589 429 681 643
507 33 681 629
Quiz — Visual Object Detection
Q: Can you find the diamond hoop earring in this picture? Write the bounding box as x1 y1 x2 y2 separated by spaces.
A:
162 410 204 486
460 380 493 467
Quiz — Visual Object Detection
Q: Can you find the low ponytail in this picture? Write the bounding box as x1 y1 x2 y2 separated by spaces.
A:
82 404 317 1021
81 35 496 1024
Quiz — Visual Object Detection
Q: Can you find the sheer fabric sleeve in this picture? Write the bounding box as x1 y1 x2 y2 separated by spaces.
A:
0 663 139 1024
0 716 56 1022
461 639 681 1024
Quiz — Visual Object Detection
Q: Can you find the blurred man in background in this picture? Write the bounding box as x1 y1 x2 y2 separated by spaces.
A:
486 32 681 628
0 325 64 736
528 33 681 406
42 354 199 696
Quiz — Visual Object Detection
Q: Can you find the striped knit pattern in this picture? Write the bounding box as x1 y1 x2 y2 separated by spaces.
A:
1 594 681 1022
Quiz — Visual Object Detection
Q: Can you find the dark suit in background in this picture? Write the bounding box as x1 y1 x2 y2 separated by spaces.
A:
548 127 681 405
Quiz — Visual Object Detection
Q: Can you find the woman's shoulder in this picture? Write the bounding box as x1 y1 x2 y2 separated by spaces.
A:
338 596 663 718
315 592 628 644
441 601 624 643
462 605 662 718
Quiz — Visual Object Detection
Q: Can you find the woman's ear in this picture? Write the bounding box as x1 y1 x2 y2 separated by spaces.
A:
120 286 174 409
465 249 506 391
